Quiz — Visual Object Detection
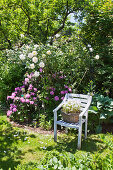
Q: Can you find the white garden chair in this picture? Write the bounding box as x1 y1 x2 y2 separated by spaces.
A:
53 93 92 149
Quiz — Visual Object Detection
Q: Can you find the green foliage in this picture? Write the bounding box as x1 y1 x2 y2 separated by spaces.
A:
0 0 86 48
80 0 113 97
89 94 113 133
39 114 52 130
0 54 25 104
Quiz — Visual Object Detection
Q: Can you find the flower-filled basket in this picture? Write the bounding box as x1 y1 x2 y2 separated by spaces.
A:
61 99 81 123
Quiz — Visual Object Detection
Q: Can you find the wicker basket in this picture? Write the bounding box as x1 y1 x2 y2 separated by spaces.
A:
61 111 80 123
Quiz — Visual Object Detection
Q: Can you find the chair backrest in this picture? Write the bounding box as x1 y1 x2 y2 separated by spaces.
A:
65 93 92 111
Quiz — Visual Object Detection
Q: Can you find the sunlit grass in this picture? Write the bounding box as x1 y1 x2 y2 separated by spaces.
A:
0 112 113 170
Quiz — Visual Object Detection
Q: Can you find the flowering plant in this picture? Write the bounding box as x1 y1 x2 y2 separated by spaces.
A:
7 72 42 123
62 100 81 114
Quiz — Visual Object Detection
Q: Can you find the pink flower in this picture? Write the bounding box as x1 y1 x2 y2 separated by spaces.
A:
33 97 37 100
68 88 72 92
39 68 43 72
34 88 37 92
12 93 16 97
54 96 59 101
13 108 17 112
25 94 30 98
20 97 25 103
26 99 29 103
27 74 32 79
60 91 65 95
15 87 20 91
30 101 34 105
46 97 49 100
31 92 35 96
14 97 20 101
28 84 33 90
25 78 29 82
7 110 12 117
65 90 68 94
59 76 63 79
7 96 10 100
10 96 15 100
50 91 54 95
61 97 64 100
64 85 68 88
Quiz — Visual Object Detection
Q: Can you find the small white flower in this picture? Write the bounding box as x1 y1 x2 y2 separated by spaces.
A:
89 48 93 52
30 63 35 69
34 71 40 77
19 54 25 60
28 53 33 58
83 47 86 50
42 54 46 58
26 45 30 49
46 50 51 55
34 44 39 48
95 55 99 60
32 57 38 63
32 51 37 56
39 61 45 68
20 34 24 38
55 34 60 38
87 44 91 47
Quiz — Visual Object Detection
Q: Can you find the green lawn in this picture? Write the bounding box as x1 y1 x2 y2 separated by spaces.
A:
0 111 113 170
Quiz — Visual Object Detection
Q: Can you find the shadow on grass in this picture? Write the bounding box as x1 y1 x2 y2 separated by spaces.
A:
0 119 28 170
45 134 106 154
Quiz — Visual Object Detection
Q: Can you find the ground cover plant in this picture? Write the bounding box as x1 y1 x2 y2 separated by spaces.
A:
0 112 113 170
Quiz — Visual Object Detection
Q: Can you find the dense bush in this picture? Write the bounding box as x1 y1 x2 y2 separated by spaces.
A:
0 52 26 104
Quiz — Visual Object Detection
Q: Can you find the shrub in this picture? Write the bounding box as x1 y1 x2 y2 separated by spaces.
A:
89 94 113 133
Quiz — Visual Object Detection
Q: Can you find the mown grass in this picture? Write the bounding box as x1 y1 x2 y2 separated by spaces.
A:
0 110 113 170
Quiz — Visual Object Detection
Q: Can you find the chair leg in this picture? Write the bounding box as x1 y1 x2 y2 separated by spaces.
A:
85 118 88 139
54 111 57 142
54 121 57 142
65 127 68 134
77 122 82 150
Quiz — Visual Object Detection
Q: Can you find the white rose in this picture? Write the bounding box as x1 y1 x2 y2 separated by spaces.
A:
46 50 51 55
32 57 38 63
39 61 45 68
95 55 99 60
28 53 33 58
32 51 37 56
34 71 40 77
19 54 25 60
30 63 35 69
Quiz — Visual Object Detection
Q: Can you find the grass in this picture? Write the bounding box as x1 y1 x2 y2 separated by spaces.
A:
0 110 113 170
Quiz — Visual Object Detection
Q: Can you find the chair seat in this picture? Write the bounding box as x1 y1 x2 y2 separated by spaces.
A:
56 119 86 129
